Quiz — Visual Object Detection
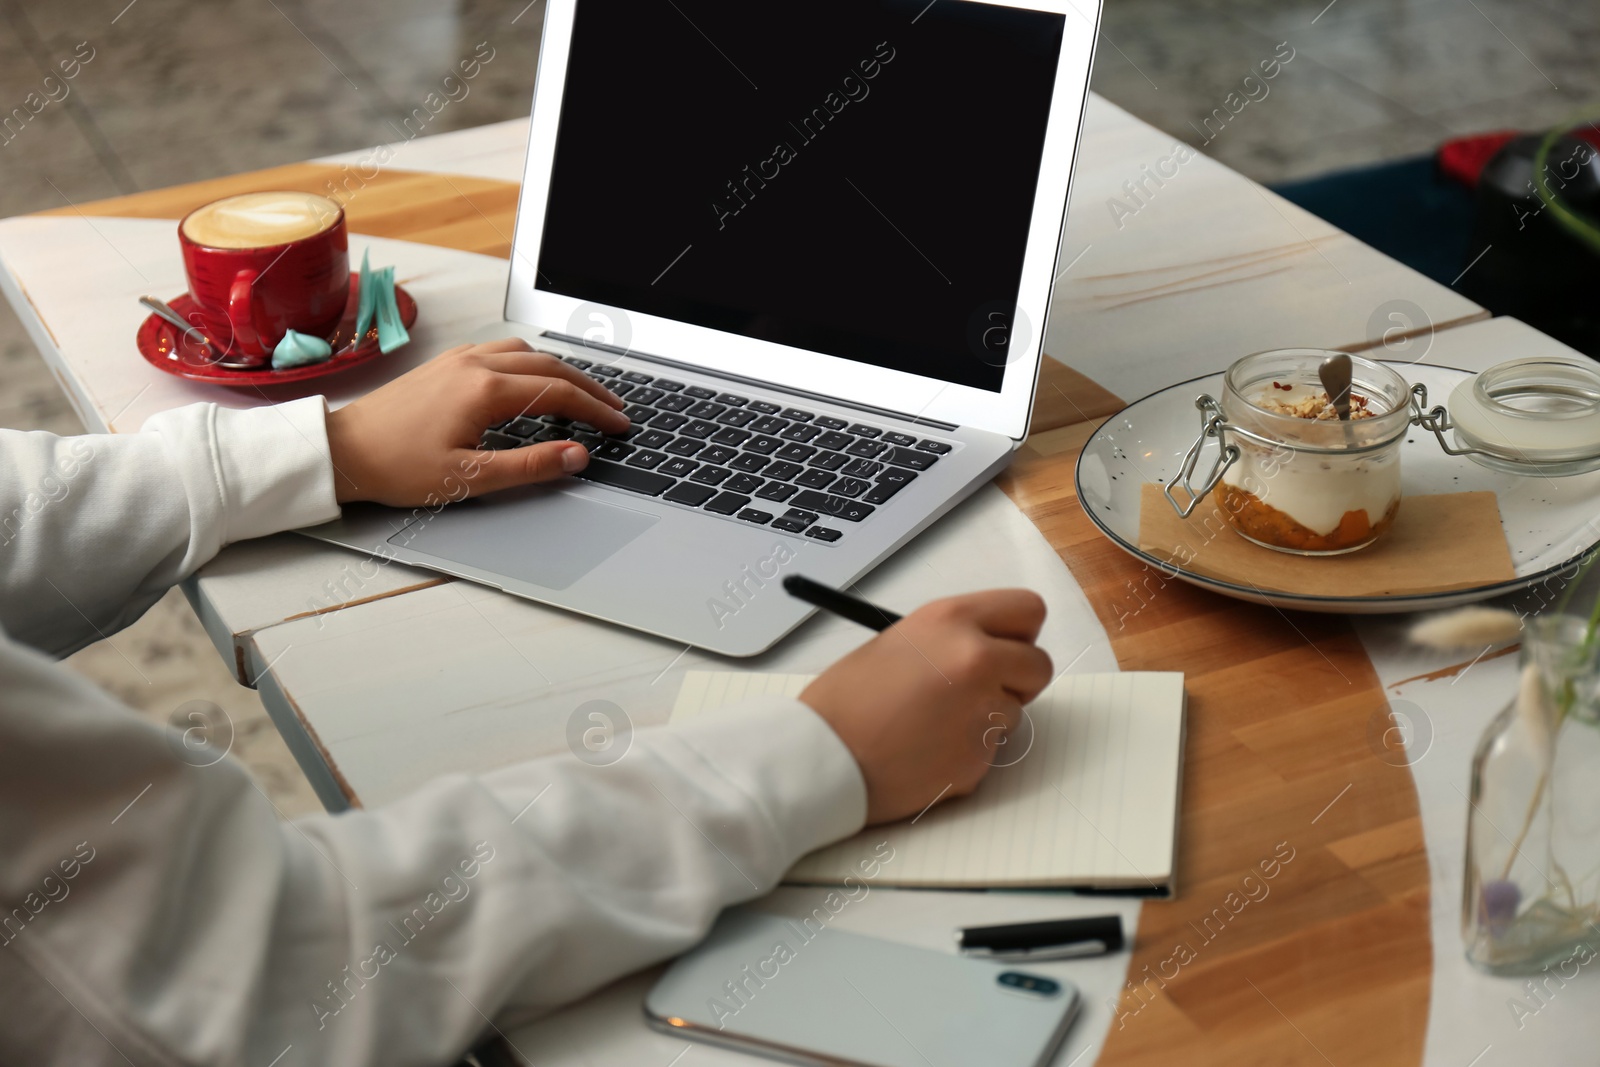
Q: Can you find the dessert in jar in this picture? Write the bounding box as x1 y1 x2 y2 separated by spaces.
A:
1216 350 1413 555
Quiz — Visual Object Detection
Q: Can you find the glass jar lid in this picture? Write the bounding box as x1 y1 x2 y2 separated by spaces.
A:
1447 357 1600 475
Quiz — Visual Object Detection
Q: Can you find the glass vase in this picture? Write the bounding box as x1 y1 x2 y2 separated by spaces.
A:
1463 613 1600 974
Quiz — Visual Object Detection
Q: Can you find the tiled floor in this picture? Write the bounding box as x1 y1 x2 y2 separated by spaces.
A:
3 0 1597 816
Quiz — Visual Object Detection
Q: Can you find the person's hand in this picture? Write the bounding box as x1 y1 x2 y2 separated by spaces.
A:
800 590 1054 825
325 339 629 506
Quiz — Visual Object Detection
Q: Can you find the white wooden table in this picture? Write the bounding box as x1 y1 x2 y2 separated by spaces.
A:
8 96 1597 1065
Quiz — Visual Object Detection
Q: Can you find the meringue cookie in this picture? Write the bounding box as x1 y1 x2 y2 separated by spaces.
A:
271 328 334 369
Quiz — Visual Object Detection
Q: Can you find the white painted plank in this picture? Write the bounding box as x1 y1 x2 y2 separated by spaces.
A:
1050 97 1485 402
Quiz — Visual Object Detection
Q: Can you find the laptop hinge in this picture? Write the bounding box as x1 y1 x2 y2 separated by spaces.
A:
538 331 961 432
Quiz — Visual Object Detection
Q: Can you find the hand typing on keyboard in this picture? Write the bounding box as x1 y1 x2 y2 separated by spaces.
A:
468 347 955 546
325 338 629 506
799 590 1053 825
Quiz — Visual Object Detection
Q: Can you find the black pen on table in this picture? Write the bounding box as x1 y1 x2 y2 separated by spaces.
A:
782 575 901 631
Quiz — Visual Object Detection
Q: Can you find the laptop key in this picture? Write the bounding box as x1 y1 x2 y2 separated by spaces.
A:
653 378 684 392
627 450 669 470
916 440 953 454
574 458 673 496
738 508 774 525
572 432 604 450
882 431 917 447
711 427 752 446
505 416 543 438
841 458 883 478
541 415 573 426
716 409 758 428
588 364 621 378
659 457 698 478
746 400 781 415
782 508 819 527
650 413 689 432
808 450 848 471
622 403 656 423
714 393 748 406
764 461 804 481
686 401 727 419
633 430 674 449
684 385 717 399
771 517 809 533
814 431 854 451
480 430 524 450
774 444 816 463
705 492 750 516
885 447 937 470
846 439 888 459
805 526 843 543
832 477 871 498
622 370 654 384
690 466 732 485
681 419 719 439
750 416 790 435
664 481 717 507
627 387 665 406
780 423 821 443
745 435 782 455
609 382 634 398
780 408 814 422
730 452 769 473
796 469 835 490
535 426 573 442
847 424 882 438
656 394 694 413
565 358 592 371
813 415 848 430
665 437 705 456
724 473 763 494
700 445 739 465
756 482 799 502
789 491 875 523
877 468 917 487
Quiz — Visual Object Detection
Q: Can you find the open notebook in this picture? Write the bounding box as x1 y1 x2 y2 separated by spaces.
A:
672 670 1187 893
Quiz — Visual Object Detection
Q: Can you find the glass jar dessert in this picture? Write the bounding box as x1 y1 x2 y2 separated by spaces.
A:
1172 349 1414 556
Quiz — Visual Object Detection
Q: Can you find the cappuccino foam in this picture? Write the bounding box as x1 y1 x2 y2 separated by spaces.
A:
182 191 341 249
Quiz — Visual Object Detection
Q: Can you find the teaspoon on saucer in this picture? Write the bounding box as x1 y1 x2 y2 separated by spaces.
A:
139 296 261 371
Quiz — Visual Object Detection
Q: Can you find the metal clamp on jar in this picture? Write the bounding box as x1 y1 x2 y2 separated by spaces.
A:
1165 350 1600 557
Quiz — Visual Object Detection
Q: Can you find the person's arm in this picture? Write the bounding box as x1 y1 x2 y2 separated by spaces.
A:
0 340 626 657
0 399 339 657
0 587 1049 1067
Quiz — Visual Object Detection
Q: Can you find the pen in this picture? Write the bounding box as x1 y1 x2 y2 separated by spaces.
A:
956 915 1125 962
782 575 902 632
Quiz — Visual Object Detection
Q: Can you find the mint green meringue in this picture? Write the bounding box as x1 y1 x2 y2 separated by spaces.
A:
271 329 334 369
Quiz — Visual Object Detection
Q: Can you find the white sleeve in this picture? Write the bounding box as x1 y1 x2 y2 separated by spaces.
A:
0 397 339 657
0 630 868 1067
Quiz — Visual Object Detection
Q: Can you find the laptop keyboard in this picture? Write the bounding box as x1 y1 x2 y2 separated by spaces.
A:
478 355 953 544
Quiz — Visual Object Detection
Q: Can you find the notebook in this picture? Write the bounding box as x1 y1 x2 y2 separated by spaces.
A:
671 670 1187 893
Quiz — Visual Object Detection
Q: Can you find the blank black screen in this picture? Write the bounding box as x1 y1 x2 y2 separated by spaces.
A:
535 0 1066 392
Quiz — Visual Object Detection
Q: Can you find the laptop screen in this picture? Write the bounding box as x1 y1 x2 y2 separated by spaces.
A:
533 0 1066 394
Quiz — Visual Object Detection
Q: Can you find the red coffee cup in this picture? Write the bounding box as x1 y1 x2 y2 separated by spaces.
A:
178 191 350 366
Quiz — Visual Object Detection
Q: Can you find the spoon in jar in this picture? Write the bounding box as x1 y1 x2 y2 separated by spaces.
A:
1319 352 1354 421
1319 352 1357 446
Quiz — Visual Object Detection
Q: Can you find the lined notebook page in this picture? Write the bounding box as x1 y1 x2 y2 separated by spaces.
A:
670 670 1185 890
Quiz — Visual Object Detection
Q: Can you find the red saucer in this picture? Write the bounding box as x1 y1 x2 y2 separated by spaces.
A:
136 273 418 387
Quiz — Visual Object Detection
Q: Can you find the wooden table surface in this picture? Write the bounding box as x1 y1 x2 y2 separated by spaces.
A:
9 98 1528 1065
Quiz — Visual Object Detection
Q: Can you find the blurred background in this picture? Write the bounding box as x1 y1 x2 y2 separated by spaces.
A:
3 0 1597 816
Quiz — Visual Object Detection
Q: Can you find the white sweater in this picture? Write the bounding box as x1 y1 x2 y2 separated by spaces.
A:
0 397 867 1066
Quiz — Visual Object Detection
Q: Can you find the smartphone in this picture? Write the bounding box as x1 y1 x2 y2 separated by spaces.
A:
645 909 1080 1067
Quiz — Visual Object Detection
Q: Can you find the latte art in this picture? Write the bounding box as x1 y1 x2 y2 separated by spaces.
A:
181 191 341 249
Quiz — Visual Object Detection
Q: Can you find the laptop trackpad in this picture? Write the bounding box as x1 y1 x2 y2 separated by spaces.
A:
388 487 658 591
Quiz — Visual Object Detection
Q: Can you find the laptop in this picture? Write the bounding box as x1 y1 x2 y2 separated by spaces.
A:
304 0 1101 656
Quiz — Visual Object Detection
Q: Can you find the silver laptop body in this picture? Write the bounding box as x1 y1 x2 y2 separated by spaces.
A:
303 0 1100 656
